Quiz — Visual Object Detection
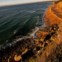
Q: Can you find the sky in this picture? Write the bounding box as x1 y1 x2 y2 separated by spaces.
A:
0 0 58 6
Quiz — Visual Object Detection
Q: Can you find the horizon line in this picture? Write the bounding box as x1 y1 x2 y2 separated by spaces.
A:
0 0 58 7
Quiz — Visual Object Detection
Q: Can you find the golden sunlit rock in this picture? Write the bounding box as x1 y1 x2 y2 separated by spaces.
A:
14 55 22 61
44 1 62 26
56 2 62 10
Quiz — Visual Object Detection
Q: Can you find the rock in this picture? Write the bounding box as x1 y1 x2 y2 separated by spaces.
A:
44 1 62 26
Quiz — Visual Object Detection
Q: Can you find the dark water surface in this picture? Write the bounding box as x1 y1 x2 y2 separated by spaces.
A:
0 2 52 45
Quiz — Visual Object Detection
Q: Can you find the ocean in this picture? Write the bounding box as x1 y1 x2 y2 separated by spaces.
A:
0 2 52 45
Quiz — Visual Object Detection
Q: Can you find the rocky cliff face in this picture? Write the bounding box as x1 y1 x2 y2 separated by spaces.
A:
44 2 62 27
39 2 62 62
